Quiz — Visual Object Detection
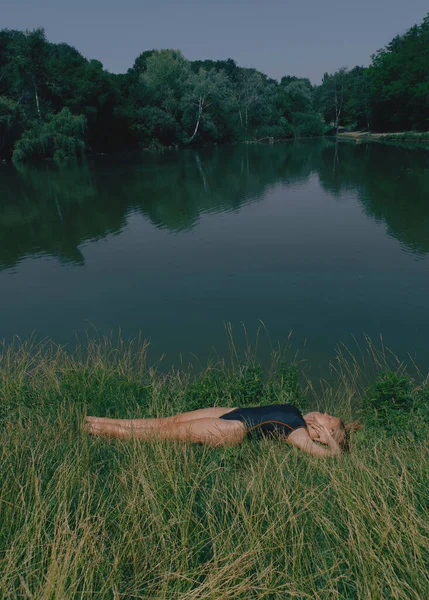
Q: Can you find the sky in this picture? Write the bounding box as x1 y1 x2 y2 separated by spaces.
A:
2 0 428 83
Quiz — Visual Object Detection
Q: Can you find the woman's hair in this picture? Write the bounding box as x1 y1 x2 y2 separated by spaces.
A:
334 420 363 452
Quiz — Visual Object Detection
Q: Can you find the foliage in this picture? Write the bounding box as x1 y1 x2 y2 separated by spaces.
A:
142 49 190 116
281 79 314 114
293 112 327 137
360 371 429 436
343 66 372 130
316 14 429 133
369 14 429 131
176 361 302 412
0 13 428 160
266 363 304 406
130 105 181 146
252 120 294 140
0 28 319 158
378 132 429 142
0 95 19 128
0 95 21 151
12 108 86 162
181 67 230 143
316 67 351 132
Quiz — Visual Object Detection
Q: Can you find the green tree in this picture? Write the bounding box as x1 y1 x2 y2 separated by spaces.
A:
7 28 48 120
12 107 86 163
344 66 371 130
0 96 21 153
280 79 313 114
227 68 265 132
142 49 190 118
368 13 429 131
182 67 229 143
317 67 350 134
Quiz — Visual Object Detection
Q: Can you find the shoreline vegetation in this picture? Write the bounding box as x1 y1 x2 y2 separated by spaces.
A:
1 336 429 598
0 13 428 163
338 131 429 144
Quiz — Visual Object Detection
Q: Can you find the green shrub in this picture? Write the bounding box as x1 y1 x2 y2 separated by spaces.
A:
360 371 429 436
171 360 303 412
381 132 429 142
0 96 20 130
182 369 230 410
266 363 304 407
228 362 264 406
12 108 86 163
252 119 294 140
292 113 327 138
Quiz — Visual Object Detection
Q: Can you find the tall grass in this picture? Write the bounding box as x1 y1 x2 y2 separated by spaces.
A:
1 337 428 599
356 131 429 144
378 132 429 142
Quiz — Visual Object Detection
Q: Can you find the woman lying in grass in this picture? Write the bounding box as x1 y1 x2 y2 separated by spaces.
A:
86 404 360 457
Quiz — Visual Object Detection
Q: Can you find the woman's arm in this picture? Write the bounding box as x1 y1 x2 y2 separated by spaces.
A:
287 426 342 458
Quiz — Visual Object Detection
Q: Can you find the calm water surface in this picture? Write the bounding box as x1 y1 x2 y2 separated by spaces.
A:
1 141 429 374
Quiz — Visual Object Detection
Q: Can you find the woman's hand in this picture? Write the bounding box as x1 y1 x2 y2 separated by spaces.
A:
287 426 342 458
312 422 342 457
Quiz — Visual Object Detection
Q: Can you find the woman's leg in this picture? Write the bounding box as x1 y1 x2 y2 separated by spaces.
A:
85 407 238 429
85 417 246 447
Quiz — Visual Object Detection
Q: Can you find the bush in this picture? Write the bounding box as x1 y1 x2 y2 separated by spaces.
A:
0 96 23 158
266 363 304 407
12 108 86 163
292 113 327 138
181 361 304 411
381 132 429 142
252 119 294 141
360 370 429 436
131 106 181 147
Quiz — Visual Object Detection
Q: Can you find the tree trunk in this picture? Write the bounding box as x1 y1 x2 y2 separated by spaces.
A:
335 92 340 134
189 113 201 143
335 98 343 134
32 77 41 120
189 98 204 143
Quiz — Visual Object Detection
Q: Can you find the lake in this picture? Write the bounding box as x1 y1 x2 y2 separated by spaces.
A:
1 140 429 376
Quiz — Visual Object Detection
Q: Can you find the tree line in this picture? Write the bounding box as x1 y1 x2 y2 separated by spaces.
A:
0 13 427 162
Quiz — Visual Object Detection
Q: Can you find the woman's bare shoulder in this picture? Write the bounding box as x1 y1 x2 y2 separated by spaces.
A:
287 427 310 444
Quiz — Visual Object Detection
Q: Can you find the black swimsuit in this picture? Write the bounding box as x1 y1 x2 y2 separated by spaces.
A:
219 403 306 439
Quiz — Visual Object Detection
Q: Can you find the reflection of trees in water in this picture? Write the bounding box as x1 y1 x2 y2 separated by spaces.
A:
318 143 429 256
0 141 323 269
129 142 321 231
0 163 129 268
1 140 429 270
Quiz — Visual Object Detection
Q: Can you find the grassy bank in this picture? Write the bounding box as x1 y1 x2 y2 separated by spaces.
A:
338 131 429 144
1 337 429 599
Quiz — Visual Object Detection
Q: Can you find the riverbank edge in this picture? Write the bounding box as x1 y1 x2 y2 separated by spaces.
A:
2 131 428 165
1 338 429 598
1 337 429 598
337 131 429 144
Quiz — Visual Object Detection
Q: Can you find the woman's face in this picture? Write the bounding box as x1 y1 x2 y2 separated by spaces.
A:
306 412 342 444
314 412 342 430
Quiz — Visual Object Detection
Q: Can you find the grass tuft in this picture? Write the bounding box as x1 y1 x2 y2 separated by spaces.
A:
0 336 428 598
